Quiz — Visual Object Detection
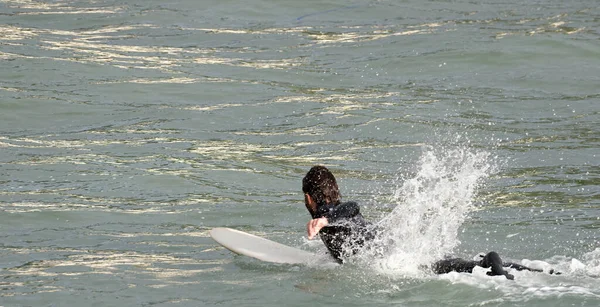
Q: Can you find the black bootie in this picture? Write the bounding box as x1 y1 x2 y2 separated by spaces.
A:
480 251 514 280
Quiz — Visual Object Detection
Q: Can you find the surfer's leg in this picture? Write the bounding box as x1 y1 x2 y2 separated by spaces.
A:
504 262 541 272
432 258 478 274
480 251 514 280
504 262 561 275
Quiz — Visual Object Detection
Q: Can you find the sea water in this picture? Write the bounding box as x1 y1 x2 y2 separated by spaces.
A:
350 146 600 304
1 0 599 306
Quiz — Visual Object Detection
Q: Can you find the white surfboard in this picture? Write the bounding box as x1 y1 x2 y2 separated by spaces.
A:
210 227 336 265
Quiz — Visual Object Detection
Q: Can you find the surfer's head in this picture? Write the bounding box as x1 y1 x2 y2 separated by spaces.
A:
302 166 341 215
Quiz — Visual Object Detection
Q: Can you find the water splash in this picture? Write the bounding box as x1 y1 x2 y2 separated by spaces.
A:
365 146 495 276
576 248 600 278
342 145 600 301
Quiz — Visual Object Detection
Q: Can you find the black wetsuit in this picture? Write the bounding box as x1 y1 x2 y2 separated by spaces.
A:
312 201 375 261
312 201 549 278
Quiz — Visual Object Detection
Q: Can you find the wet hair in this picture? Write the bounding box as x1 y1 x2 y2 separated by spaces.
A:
302 166 341 207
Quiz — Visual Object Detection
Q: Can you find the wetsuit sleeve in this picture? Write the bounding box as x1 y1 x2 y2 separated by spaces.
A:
316 202 360 223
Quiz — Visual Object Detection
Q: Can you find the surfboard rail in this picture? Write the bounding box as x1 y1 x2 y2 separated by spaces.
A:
210 227 335 265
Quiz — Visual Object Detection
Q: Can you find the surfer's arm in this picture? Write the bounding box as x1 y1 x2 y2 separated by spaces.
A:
307 202 361 239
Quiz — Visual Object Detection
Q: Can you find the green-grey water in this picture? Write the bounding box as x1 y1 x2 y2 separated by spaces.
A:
1 0 599 306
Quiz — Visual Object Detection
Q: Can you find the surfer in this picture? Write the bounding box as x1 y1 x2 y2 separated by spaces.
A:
303 165 556 279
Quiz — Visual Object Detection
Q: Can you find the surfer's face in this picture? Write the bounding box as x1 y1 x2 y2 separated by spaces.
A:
304 193 317 215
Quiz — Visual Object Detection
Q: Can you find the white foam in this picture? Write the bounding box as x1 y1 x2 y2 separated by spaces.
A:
581 247 600 277
364 146 494 275
345 146 600 302
433 250 600 303
435 260 600 303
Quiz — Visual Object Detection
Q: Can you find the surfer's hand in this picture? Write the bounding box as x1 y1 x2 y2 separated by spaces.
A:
307 217 328 239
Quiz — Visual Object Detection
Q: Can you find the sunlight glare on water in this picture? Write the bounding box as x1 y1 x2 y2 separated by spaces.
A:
1 0 599 306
